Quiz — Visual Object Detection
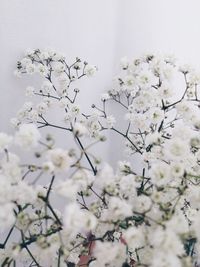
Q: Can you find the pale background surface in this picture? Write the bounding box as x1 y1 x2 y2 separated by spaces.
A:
1 0 200 165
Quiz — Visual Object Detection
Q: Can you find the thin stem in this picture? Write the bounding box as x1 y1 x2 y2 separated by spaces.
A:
0 225 15 249
111 127 142 155
75 136 97 176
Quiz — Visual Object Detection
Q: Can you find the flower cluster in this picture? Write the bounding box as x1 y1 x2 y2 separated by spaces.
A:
1 49 200 267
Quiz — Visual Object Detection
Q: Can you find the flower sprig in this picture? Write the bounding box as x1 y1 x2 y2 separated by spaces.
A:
1 50 200 267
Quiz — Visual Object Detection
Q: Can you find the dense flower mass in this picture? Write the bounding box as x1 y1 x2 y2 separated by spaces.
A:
1 49 200 266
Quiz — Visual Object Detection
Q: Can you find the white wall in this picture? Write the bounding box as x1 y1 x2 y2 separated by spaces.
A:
116 0 200 65
0 0 120 129
0 0 121 163
1 0 200 164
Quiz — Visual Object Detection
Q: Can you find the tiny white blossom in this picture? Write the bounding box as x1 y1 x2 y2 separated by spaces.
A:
55 179 79 201
26 63 36 74
15 124 41 149
37 64 48 76
0 203 15 231
0 133 13 152
64 203 97 234
42 161 55 173
105 115 116 128
150 162 171 186
25 86 35 97
47 148 71 171
73 122 88 137
123 226 145 250
101 93 110 101
93 241 126 267
120 56 129 69
104 197 132 221
36 102 48 114
41 81 53 93
84 64 97 77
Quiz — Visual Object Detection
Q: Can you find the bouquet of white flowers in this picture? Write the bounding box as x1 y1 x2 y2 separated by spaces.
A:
1 49 200 267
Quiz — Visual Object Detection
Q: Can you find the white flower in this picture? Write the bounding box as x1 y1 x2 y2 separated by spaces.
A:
0 133 13 152
95 164 118 194
37 64 48 76
137 70 155 88
190 135 200 148
145 132 162 146
13 181 37 205
186 186 200 209
26 63 36 74
59 98 69 108
36 102 48 114
42 161 55 173
170 162 184 178
148 107 164 124
73 122 88 137
123 226 145 250
72 169 95 192
16 211 30 231
101 93 110 101
32 241 60 266
120 56 129 69
10 117 20 128
0 175 13 204
41 81 53 93
119 174 137 199
149 227 184 256
165 137 189 159
84 64 97 77
0 203 15 231
88 119 101 138
188 71 200 85
40 50 50 60
132 90 158 112
158 82 173 99
93 241 126 267
28 109 39 122
54 62 65 74
135 195 152 213
105 197 132 221
150 251 182 267
176 101 198 121
128 104 134 113
69 104 81 117
191 211 200 240
55 179 79 201
15 124 41 149
1 153 21 182
14 69 22 78
64 203 97 234
118 160 132 175
25 86 35 97
165 211 189 234
179 64 193 74
43 97 53 108
172 123 193 140
21 57 32 67
47 148 71 171
105 115 116 128
160 64 174 81
150 161 171 186
124 75 135 87
125 113 149 131
73 61 82 70
24 49 35 57
58 74 70 92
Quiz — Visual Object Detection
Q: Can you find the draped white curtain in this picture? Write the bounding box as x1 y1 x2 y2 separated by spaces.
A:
1 0 200 163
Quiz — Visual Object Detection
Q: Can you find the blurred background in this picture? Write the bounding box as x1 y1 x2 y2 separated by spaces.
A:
1 0 200 165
